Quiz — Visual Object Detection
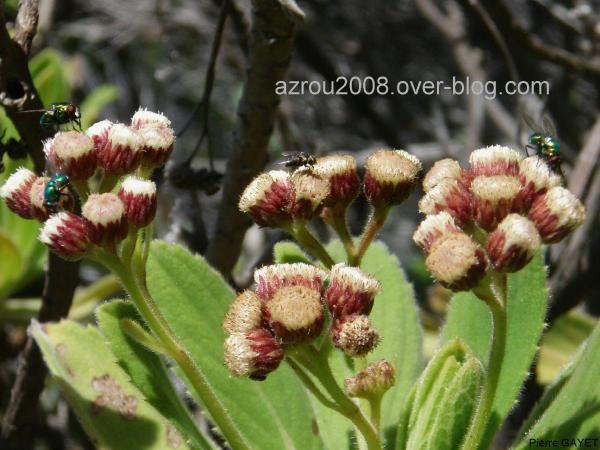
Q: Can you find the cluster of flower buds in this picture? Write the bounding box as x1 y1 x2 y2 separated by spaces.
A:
239 148 422 228
223 262 381 379
414 146 586 291
0 108 173 260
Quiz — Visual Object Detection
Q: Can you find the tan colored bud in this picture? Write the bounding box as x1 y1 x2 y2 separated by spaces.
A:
529 187 585 243
0 168 36 219
423 158 461 193
345 360 395 398
471 175 521 230
254 263 327 301
486 214 541 272
425 233 487 291
324 263 380 319
332 314 380 357
364 149 422 207
223 291 263 336
45 132 97 180
518 156 562 209
131 107 172 131
239 171 295 228
40 212 90 261
224 329 284 380
290 170 330 221
266 285 324 344
98 124 143 175
82 193 128 246
138 125 175 169
469 145 522 177
118 176 157 228
418 179 472 226
413 211 461 253
311 154 360 206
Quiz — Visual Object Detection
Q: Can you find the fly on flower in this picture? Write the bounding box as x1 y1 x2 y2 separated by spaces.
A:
279 151 317 170
522 112 564 179
18 102 82 132
43 173 72 210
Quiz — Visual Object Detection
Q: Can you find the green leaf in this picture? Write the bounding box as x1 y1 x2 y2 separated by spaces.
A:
441 255 548 446
273 241 312 264
80 85 119 129
32 320 192 450
513 320 600 449
97 300 215 450
29 49 71 105
146 242 320 450
0 232 24 299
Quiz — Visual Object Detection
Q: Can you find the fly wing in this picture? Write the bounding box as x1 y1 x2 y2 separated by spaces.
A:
541 115 558 136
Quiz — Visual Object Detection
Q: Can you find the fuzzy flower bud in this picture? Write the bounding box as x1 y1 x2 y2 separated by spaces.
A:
423 158 462 193
419 179 472 227
469 145 522 177
471 175 521 230
138 125 175 169
223 291 264 336
98 124 143 175
224 329 284 380
425 233 487 291
345 360 395 399
486 214 541 272
118 176 157 228
82 193 128 246
311 154 360 206
413 211 461 253
131 108 172 131
332 314 380 357
254 263 327 302
0 168 36 219
239 171 295 228
324 264 380 319
364 149 422 207
529 187 586 243
86 120 113 152
265 285 324 344
44 132 96 180
518 156 562 209
290 170 330 221
40 212 90 261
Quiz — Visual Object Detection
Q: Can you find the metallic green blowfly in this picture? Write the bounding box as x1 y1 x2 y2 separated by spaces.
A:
526 132 563 177
19 102 82 132
44 173 72 209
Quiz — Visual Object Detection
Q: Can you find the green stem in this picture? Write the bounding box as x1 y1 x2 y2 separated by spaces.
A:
292 346 381 450
461 273 508 450
286 357 344 414
289 222 335 268
368 396 382 432
323 205 355 261
89 249 251 450
352 206 390 266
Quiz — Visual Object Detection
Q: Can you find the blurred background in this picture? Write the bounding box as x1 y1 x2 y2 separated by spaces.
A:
1 0 599 448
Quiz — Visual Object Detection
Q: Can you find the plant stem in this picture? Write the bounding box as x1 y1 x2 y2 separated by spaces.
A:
461 273 508 450
89 250 251 450
369 397 382 432
290 222 335 268
286 357 344 413
292 346 381 450
323 205 355 261
352 206 390 266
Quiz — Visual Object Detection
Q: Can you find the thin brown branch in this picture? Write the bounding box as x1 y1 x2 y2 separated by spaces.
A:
205 0 304 277
14 0 40 55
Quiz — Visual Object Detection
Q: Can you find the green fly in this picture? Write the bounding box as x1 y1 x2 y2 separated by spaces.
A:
19 102 82 132
44 173 72 210
523 114 564 178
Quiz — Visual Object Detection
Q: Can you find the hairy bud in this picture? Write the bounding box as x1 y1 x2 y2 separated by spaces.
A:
45 132 97 180
422 158 462 193
324 264 380 319
290 170 330 221
311 154 360 206
413 211 461 253
254 263 326 301
471 175 521 230
345 360 395 399
224 329 284 380
223 291 264 335
0 168 36 219
529 186 586 243
332 314 380 357
40 212 90 261
98 124 143 175
118 176 157 228
82 193 128 246
239 171 295 228
486 214 541 272
469 145 522 177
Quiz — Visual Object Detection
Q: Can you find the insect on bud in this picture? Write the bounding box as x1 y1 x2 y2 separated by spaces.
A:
418 179 472 227
470 175 521 230
254 263 327 302
39 212 90 261
224 329 284 380
223 291 264 336
529 186 586 243
29 176 52 221
469 145 522 177
131 107 172 131
345 360 395 399
86 120 113 153
425 232 487 291
486 214 541 272
98 124 143 175
138 125 175 169
422 158 462 193
332 314 380 357
364 149 422 207
518 156 562 209
311 154 360 206
0 168 36 219
289 170 330 221
239 171 295 228
324 263 380 319
265 285 324 344
118 176 157 228
413 211 461 253
82 193 128 246
45 132 96 180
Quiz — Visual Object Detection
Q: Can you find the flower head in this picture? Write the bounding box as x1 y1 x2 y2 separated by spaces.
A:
138 125 175 169
45 132 96 180
332 314 380 357
82 193 128 246
40 212 90 261
324 264 380 319
413 211 461 253
311 154 360 206
0 168 36 219
118 176 157 228
345 360 395 399
422 158 462 193
289 170 330 221
254 263 326 302
131 108 172 131
98 124 143 176
486 214 541 272
470 175 521 230
86 120 113 153
239 171 295 228
529 186 585 243
224 329 284 380
222 290 264 335
469 145 522 177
